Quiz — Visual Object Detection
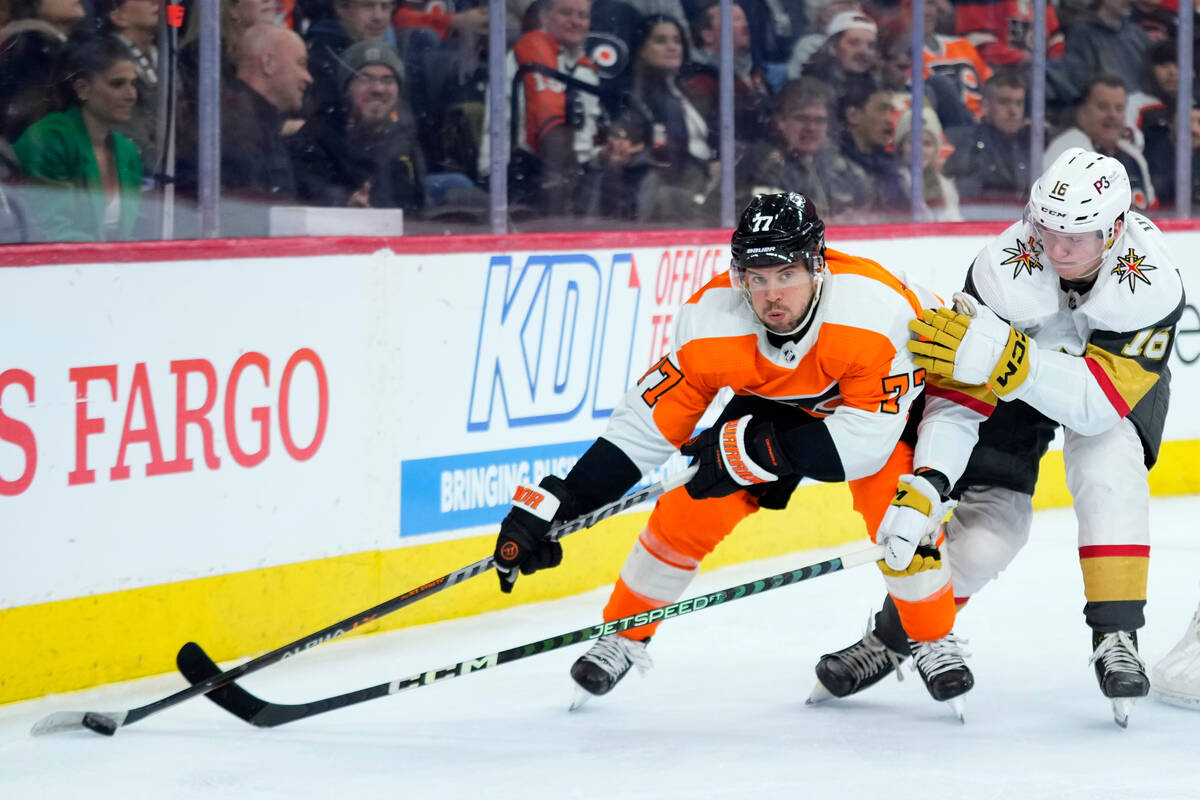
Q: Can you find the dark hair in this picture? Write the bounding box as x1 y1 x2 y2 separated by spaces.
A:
57 33 134 107
631 13 690 70
983 67 1027 98
836 73 885 122
771 76 833 118
687 0 745 49
9 0 42 21
1142 39 1178 99
1080 72 1127 105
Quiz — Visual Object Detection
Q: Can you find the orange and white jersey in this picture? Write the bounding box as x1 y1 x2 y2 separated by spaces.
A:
923 34 993 118
602 251 938 482
478 30 601 176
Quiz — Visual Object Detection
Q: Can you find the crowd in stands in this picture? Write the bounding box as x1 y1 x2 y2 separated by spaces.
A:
2 0 1199 241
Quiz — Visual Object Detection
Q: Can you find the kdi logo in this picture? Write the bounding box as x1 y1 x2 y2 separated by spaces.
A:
468 253 642 430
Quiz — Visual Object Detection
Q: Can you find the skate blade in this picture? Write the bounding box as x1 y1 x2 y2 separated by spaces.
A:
568 684 594 712
1111 697 1135 728
945 696 966 724
805 681 835 705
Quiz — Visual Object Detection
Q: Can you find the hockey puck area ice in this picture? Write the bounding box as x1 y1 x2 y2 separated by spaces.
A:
82 712 118 736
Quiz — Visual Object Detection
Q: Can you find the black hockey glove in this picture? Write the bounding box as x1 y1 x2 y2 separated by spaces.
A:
494 475 576 593
679 415 794 500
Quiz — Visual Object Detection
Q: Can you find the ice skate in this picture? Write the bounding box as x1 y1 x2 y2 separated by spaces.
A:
1152 604 1200 710
568 635 652 710
1089 630 1150 728
909 634 973 722
809 621 907 704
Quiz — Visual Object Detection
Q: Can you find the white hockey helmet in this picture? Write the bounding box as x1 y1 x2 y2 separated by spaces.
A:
1025 147 1130 276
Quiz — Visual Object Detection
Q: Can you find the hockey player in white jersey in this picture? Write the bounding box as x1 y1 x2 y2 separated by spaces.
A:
812 148 1184 727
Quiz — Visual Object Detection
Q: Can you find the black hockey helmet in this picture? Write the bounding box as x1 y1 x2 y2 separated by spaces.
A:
729 192 826 287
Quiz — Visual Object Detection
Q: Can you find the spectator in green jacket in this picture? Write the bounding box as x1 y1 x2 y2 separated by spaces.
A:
14 35 143 241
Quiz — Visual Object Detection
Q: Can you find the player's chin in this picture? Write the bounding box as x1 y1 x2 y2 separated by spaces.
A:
762 315 794 334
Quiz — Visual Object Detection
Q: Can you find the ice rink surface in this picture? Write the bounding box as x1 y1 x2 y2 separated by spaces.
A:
3 496 1198 800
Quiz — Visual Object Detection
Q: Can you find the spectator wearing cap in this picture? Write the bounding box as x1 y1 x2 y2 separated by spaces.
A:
290 40 427 212
306 0 399 122
101 0 160 174
794 9 879 96
942 68 1033 204
736 76 866 219
0 0 87 142
786 0 860 76
834 73 906 216
681 0 770 142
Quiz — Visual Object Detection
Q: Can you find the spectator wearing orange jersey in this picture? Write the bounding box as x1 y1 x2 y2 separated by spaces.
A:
479 0 602 214
913 0 991 118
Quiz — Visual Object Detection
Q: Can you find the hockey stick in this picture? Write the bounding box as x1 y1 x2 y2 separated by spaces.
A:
30 468 695 737
175 543 884 728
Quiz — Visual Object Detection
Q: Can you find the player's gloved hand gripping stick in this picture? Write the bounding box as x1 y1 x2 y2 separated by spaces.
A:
30 467 697 737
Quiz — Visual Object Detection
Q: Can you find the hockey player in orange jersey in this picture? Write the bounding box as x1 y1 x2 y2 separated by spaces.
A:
492 192 973 713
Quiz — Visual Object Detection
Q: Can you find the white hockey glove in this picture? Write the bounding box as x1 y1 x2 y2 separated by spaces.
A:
877 473 946 575
907 292 1034 399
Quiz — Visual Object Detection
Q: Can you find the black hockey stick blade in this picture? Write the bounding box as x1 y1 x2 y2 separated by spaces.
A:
176 643 270 724
178 543 884 729
32 470 693 737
